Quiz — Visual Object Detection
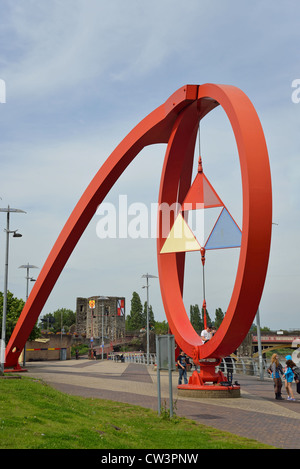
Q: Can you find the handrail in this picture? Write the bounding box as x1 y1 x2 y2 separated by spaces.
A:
110 353 277 378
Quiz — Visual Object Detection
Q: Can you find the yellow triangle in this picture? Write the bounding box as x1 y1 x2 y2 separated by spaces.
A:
160 213 201 254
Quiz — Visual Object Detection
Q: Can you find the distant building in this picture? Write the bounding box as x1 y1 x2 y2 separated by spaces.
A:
75 296 125 343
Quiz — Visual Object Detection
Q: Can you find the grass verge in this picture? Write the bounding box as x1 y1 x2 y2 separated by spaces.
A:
0 376 275 449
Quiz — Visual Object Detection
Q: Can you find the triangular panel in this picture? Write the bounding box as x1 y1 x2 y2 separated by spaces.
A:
205 208 242 250
182 172 223 211
181 172 204 211
184 206 223 248
203 175 224 208
160 213 201 254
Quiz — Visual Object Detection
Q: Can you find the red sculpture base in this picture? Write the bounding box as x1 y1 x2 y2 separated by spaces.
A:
4 363 27 373
177 359 240 398
177 383 240 398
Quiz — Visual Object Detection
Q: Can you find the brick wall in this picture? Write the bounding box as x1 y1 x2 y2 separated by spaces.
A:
25 334 72 361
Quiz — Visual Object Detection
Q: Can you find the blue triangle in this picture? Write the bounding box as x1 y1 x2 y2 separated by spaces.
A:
205 208 241 250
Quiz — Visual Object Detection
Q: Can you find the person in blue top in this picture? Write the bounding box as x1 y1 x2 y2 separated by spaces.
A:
284 355 296 401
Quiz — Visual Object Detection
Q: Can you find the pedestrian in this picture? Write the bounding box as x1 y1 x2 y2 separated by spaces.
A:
291 362 300 394
201 324 212 343
267 353 284 400
177 350 188 385
284 355 296 401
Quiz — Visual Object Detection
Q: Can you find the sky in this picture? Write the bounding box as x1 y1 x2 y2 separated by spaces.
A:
0 0 299 331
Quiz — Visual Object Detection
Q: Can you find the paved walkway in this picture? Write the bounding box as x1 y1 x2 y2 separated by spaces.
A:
25 359 300 449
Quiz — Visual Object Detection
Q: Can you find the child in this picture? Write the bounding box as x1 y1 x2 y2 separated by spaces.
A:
284 355 296 401
177 350 188 385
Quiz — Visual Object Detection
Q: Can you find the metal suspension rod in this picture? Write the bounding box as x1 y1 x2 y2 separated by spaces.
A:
201 248 207 329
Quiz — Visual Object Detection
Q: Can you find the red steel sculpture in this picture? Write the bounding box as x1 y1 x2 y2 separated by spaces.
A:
5 84 272 381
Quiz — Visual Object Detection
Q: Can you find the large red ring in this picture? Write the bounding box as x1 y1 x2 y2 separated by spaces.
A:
157 84 272 361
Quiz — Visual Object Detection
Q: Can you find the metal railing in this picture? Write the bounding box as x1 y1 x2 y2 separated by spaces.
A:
110 352 156 365
110 353 273 378
218 357 270 378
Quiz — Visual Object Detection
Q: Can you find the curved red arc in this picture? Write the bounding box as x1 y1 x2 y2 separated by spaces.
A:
5 85 198 368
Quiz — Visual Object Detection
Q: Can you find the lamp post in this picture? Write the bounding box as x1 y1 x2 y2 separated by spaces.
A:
0 206 26 375
98 296 109 360
88 299 96 359
256 307 264 380
142 273 158 365
18 263 38 367
19 263 38 300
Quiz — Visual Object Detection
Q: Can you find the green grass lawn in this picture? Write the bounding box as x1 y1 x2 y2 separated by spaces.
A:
0 376 275 449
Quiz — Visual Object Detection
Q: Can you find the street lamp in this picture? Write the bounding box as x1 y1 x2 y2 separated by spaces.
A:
98 296 109 360
88 299 96 359
19 263 39 367
19 263 38 300
256 307 264 380
142 273 158 365
0 206 26 375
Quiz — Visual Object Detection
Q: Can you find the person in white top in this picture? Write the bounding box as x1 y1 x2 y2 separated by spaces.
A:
201 325 213 343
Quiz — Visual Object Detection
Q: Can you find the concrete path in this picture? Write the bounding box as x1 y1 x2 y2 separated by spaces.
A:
25 359 300 449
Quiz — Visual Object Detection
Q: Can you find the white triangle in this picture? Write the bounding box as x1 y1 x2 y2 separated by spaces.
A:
185 207 223 247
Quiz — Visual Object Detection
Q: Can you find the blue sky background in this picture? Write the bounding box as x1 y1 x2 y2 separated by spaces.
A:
0 0 299 330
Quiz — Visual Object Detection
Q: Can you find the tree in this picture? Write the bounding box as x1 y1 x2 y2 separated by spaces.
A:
39 313 55 331
201 306 212 328
214 307 225 329
154 320 169 335
190 304 203 332
53 308 75 332
126 292 143 331
0 290 40 344
39 308 76 333
142 301 155 329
